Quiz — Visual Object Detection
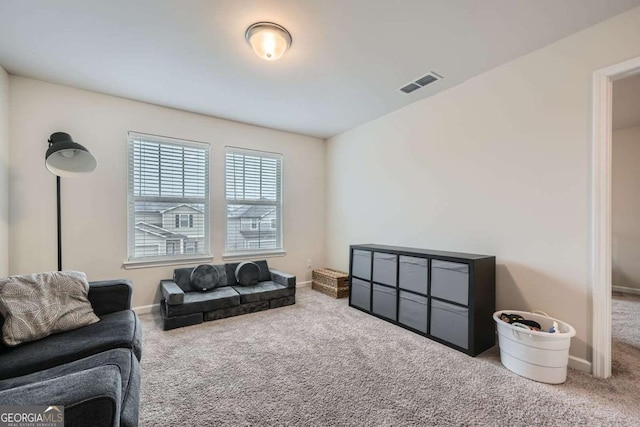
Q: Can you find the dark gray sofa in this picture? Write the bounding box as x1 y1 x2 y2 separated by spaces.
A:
160 260 296 330
0 280 141 427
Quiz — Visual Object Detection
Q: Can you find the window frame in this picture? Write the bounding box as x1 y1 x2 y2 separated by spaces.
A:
125 132 212 268
223 146 284 258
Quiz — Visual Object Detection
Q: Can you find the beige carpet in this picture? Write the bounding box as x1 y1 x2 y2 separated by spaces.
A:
138 288 640 426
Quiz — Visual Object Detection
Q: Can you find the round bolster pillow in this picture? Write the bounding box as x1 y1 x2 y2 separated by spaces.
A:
235 261 260 286
190 265 219 291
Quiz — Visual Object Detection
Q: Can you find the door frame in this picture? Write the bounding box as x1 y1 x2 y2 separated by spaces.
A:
591 56 640 378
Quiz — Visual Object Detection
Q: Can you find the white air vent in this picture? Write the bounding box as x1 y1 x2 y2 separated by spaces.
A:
399 71 442 94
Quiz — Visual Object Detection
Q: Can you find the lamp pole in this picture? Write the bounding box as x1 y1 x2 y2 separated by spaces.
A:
57 176 62 272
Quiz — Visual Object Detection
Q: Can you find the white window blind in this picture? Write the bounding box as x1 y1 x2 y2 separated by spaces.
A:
127 132 210 261
225 147 283 253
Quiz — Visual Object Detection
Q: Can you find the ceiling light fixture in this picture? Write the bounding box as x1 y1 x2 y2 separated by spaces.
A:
245 22 292 61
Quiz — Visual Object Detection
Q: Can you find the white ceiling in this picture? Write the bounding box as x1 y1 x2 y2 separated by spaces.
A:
613 73 640 131
1 0 640 139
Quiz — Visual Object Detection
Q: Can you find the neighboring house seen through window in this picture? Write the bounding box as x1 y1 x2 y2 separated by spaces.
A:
127 132 210 261
225 147 283 254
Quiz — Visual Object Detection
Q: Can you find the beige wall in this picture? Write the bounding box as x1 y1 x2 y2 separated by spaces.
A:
612 126 640 291
0 66 8 277
8 76 326 308
325 7 640 365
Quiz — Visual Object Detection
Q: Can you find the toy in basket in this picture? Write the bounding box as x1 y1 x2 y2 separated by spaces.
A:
493 310 576 384
312 268 349 298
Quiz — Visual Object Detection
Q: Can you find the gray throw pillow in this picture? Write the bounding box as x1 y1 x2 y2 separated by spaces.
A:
0 271 100 346
190 265 219 291
235 262 260 286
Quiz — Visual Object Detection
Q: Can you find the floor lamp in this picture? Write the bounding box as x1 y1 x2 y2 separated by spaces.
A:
45 132 97 271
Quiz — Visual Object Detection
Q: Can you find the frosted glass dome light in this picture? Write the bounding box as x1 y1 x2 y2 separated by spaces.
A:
245 22 292 61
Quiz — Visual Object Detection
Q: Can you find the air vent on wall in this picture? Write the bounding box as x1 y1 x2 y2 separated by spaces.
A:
399 71 442 94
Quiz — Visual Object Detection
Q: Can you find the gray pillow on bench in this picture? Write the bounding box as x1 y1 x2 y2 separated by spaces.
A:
235 262 260 286
190 265 219 291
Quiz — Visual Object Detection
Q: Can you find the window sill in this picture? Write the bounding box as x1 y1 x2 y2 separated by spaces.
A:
222 250 287 261
123 255 214 270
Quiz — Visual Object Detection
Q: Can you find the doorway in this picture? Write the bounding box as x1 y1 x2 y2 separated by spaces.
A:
592 56 640 379
611 72 640 377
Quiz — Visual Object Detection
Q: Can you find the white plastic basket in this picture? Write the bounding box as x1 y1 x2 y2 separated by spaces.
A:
493 310 576 384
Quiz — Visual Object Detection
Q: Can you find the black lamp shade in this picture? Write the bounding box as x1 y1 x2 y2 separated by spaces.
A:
45 132 97 177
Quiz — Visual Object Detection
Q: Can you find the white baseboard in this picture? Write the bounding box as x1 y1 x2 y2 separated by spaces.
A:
568 355 592 373
297 280 311 288
133 303 159 315
612 285 640 296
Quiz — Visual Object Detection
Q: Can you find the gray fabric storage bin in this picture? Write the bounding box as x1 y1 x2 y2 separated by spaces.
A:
431 260 469 306
372 284 397 320
399 256 428 295
352 250 372 280
430 299 468 349
373 252 397 286
351 278 371 311
398 291 428 333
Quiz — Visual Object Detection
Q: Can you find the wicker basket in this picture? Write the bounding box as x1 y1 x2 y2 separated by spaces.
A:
312 268 349 299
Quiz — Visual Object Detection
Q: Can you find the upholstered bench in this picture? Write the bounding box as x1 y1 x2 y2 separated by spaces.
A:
159 260 296 330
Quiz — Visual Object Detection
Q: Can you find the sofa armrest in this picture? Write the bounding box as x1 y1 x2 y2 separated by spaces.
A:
270 269 296 289
0 365 122 427
88 280 133 316
160 280 184 305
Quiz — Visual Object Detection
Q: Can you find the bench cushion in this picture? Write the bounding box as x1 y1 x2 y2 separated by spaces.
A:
160 280 184 305
224 263 240 286
0 310 141 380
160 305 203 330
173 267 195 291
254 260 271 282
164 286 240 317
231 281 293 304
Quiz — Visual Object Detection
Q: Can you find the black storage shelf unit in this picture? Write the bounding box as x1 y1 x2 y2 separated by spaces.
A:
348 244 496 357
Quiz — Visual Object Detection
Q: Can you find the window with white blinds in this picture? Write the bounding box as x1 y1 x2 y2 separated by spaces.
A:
127 132 210 261
225 147 283 254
